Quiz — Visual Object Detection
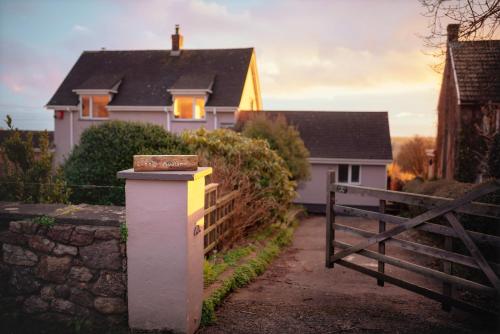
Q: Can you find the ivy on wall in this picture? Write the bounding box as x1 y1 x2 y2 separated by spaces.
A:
455 131 477 183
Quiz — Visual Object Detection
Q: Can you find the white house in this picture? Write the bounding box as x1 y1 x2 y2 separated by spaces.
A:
46 26 262 165
259 111 392 212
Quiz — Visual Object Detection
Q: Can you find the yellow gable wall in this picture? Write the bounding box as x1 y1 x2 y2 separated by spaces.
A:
239 51 263 111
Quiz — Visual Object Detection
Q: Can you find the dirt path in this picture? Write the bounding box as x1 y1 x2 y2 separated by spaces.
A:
199 215 499 334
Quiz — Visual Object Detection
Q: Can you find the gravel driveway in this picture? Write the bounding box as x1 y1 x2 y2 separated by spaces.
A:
199 215 498 334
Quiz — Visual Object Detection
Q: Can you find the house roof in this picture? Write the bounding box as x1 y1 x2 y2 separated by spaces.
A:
450 40 500 103
47 48 253 107
239 111 393 161
74 73 123 91
0 130 54 149
169 73 215 91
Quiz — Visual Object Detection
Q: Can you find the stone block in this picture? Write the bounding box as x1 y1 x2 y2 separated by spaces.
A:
94 297 126 314
91 271 125 297
3 244 38 266
40 285 56 301
36 255 72 283
68 266 93 282
9 221 24 233
54 284 71 299
9 267 41 294
36 225 49 236
11 220 39 234
51 298 77 315
29 235 55 253
23 295 49 313
0 231 28 246
70 226 95 246
69 287 94 308
94 227 120 240
46 225 74 243
80 240 121 270
53 244 78 256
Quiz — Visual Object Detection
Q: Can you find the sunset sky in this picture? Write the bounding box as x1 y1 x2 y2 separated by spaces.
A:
0 0 443 136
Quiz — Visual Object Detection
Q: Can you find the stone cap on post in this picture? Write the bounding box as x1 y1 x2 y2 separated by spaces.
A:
117 167 212 181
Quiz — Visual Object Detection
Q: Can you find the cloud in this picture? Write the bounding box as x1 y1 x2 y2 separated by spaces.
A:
0 0 442 134
0 41 66 97
396 112 414 118
73 24 90 33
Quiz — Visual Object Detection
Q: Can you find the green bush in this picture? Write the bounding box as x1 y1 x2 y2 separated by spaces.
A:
242 113 310 182
182 128 296 230
62 121 189 205
0 115 70 203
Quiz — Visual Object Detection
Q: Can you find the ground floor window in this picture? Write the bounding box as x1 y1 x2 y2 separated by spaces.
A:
338 164 361 184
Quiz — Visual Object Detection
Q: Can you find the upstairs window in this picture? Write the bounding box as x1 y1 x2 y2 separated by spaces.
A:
338 164 361 184
81 95 109 119
174 96 206 120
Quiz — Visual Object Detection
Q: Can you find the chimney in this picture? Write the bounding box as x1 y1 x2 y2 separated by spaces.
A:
171 24 183 56
447 24 460 42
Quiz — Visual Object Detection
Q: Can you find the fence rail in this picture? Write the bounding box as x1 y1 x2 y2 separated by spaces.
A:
326 171 500 316
204 182 239 255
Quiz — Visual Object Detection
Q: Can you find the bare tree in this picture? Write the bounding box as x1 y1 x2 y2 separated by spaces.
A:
420 0 500 68
396 136 435 177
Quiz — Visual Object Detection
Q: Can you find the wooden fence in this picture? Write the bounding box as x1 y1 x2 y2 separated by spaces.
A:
204 182 239 255
325 171 500 315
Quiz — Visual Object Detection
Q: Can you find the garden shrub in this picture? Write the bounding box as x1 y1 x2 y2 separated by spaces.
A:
0 116 70 203
241 113 310 182
62 121 189 205
182 128 296 232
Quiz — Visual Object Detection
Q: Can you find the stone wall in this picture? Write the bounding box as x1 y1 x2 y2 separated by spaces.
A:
0 219 127 327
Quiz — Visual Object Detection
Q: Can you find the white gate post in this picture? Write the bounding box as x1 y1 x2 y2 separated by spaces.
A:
117 167 212 334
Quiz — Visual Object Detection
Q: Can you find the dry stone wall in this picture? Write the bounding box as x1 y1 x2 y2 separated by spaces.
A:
0 220 127 326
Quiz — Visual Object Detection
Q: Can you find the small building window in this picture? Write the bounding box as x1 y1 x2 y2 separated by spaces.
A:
338 164 349 183
338 164 361 184
174 96 206 120
351 165 360 183
80 95 109 119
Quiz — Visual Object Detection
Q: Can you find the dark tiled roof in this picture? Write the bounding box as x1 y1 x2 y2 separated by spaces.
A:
170 73 215 90
75 73 123 90
239 111 392 160
450 40 500 103
0 130 54 149
47 48 253 107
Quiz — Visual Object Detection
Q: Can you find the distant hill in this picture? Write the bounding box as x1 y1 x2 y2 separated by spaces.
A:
391 136 435 159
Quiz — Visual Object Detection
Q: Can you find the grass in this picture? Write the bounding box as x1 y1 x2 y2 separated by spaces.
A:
119 223 128 242
32 215 55 227
201 220 297 326
204 245 256 286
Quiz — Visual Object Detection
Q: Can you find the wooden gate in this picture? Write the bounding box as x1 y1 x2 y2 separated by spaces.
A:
204 182 239 255
325 171 500 315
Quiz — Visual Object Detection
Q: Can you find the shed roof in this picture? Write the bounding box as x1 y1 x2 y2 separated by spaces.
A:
239 111 393 161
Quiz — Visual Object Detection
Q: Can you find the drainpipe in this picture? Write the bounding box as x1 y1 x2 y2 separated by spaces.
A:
213 107 217 130
165 107 171 132
68 107 74 149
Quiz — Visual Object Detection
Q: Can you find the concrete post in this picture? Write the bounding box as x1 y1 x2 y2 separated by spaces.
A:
117 167 212 334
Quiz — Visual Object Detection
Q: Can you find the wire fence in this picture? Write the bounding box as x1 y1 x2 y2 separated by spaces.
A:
0 180 125 206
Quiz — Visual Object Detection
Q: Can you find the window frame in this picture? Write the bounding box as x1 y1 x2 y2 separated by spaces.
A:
173 96 206 121
337 164 362 185
79 95 110 120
